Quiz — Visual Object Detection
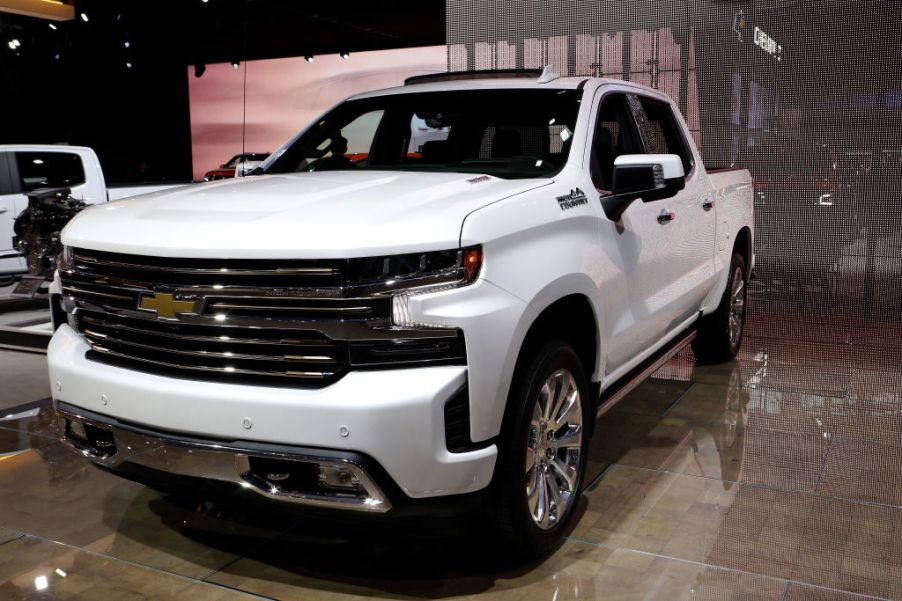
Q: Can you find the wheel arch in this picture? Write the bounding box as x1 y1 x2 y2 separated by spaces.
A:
498 286 602 442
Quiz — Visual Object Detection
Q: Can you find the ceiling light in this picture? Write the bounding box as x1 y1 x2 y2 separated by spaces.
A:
230 60 240 69
340 51 349 60
80 12 88 22
304 55 314 63
126 62 133 69
124 41 130 48
48 23 58 30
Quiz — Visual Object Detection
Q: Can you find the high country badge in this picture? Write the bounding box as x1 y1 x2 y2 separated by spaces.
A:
556 187 588 211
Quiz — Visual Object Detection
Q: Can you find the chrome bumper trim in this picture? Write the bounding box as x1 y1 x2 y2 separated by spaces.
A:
56 404 391 513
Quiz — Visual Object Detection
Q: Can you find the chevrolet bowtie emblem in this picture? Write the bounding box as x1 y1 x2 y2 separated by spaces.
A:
139 292 198 319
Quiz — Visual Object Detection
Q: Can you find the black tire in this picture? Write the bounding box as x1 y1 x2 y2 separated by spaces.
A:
487 340 591 558
693 253 747 364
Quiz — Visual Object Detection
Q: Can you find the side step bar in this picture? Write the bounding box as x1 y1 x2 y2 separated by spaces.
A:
596 329 696 419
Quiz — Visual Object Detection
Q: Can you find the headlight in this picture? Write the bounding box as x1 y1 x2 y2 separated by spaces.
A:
344 246 482 328
347 246 482 295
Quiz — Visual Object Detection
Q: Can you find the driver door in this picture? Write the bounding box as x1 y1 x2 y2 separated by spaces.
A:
587 92 712 375
587 91 663 372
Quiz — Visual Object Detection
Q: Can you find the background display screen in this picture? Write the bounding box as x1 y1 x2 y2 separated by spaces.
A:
446 0 901 328
187 46 446 181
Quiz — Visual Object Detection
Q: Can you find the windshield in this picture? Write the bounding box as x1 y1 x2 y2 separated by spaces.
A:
262 89 583 180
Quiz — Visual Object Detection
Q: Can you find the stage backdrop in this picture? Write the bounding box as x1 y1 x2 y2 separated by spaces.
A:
446 0 901 324
187 46 446 181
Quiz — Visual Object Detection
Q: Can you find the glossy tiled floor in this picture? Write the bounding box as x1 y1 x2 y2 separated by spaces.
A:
0 312 899 600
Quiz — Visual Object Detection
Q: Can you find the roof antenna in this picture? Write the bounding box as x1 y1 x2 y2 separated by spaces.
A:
537 65 561 84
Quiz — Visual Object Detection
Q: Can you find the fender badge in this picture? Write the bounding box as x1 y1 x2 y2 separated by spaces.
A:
556 187 588 210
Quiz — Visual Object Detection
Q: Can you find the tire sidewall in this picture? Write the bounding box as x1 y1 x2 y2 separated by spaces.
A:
723 254 748 356
491 340 591 554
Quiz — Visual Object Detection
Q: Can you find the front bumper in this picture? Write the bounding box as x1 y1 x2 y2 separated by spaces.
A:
48 325 497 501
57 401 393 511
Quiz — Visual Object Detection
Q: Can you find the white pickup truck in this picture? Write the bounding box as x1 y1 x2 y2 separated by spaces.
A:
48 70 753 555
0 145 186 277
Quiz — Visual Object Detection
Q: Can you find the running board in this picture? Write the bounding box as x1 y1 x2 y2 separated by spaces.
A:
596 329 696 419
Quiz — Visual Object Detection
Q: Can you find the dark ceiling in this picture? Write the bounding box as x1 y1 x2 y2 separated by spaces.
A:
0 1 446 183
0 0 445 67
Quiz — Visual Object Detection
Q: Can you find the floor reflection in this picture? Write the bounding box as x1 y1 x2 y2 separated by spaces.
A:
0 312 898 600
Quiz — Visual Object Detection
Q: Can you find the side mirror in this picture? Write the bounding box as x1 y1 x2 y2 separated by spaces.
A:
603 154 686 221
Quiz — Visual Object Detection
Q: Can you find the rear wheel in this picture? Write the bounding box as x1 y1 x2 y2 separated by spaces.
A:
488 340 590 557
693 253 747 363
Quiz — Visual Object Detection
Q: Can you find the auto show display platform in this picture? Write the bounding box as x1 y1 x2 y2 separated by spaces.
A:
0 306 898 601
0 282 52 354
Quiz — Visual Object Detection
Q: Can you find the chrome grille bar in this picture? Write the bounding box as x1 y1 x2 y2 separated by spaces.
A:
82 329 338 364
90 345 332 379
75 252 339 276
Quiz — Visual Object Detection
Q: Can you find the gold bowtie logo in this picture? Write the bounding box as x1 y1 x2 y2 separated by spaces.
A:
139 292 198 319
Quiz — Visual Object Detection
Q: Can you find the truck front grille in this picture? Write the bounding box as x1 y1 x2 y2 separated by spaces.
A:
60 248 464 387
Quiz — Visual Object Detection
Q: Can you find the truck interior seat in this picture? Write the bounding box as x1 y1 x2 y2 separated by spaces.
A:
491 128 523 158
420 140 450 163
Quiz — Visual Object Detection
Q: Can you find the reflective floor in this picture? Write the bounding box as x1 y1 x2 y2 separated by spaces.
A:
0 307 899 600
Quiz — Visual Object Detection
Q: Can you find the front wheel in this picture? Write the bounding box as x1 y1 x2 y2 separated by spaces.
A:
693 253 748 363
488 340 590 557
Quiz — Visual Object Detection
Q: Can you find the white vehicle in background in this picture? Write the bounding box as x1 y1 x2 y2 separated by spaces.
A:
48 70 754 556
0 145 187 278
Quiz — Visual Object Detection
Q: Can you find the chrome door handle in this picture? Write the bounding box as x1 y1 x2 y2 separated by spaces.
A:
657 211 675 224
702 200 714 211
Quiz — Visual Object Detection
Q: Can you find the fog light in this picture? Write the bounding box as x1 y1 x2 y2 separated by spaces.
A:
317 465 363 492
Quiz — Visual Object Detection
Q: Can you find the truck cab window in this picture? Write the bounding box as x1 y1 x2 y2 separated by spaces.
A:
628 95 693 174
590 94 643 193
15 151 85 192
265 90 583 180
299 110 385 172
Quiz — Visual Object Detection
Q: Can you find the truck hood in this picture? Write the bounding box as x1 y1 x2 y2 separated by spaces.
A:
62 171 550 258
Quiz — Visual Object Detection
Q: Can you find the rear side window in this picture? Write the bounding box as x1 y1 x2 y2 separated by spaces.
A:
628 96 693 174
15 151 86 192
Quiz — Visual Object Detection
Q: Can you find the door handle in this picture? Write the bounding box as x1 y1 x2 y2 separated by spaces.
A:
0 208 7 215
702 200 714 211
657 211 675 224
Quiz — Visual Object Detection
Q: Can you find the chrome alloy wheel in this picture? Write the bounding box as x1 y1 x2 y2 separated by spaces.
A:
728 266 746 345
525 369 584 530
